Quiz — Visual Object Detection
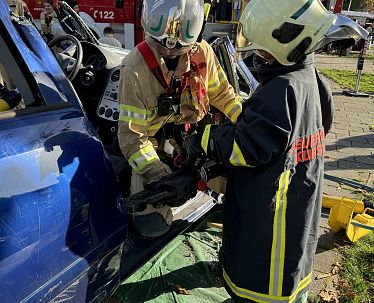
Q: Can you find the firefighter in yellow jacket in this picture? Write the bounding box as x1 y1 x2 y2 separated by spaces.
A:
118 0 242 237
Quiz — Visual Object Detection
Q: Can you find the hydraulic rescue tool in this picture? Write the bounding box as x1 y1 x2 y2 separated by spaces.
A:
126 160 226 214
127 159 374 243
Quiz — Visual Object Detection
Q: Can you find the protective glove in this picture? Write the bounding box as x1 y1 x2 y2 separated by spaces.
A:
142 161 172 183
182 125 218 166
144 167 198 207
181 132 204 166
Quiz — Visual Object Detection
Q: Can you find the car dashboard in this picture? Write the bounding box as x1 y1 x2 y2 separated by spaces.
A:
73 42 126 145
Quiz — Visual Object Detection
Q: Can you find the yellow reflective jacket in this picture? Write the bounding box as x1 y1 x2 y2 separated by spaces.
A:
118 40 242 177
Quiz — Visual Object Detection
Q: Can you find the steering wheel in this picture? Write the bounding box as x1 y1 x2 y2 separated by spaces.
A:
48 34 83 81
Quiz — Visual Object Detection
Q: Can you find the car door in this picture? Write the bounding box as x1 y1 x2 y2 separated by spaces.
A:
210 36 259 98
0 4 126 303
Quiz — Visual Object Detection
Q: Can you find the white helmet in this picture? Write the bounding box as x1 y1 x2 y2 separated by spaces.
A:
141 0 204 57
236 0 369 66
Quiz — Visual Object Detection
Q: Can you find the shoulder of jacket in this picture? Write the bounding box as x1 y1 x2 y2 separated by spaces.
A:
120 49 151 81
257 77 291 97
278 69 315 88
121 47 147 68
191 40 215 66
195 40 214 55
274 75 293 84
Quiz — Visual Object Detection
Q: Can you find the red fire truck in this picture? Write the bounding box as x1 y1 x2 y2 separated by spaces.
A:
26 0 143 48
25 0 343 49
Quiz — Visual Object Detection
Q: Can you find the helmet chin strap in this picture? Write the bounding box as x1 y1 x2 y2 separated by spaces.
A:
160 45 194 59
146 36 194 58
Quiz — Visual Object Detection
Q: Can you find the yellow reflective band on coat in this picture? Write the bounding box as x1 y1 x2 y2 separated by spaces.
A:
147 122 164 132
224 96 243 123
128 145 159 173
201 125 211 154
119 104 157 126
208 66 227 93
229 141 253 167
269 170 291 296
223 269 312 303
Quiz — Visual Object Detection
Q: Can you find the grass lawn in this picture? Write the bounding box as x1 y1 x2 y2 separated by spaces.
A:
339 192 374 303
339 233 374 303
319 69 374 94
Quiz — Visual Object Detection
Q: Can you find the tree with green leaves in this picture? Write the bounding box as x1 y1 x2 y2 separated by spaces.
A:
361 0 374 12
343 0 361 11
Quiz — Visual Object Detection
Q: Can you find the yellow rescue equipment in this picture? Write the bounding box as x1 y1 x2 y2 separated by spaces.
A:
322 195 374 242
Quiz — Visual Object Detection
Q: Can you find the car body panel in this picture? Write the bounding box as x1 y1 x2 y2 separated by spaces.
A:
0 3 127 302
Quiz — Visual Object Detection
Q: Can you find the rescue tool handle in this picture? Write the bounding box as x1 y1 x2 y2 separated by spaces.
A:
322 195 365 214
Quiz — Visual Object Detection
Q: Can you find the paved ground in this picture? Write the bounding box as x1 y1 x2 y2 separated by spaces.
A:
308 55 374 301
315 53 374 73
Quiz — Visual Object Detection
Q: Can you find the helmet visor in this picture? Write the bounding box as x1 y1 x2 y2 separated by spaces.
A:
236 22 253 51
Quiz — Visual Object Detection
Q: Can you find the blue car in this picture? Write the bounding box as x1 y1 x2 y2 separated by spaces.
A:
0 2 257 302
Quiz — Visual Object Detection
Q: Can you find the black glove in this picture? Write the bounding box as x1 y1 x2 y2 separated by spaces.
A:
182 132 205 166
144 167 198 207
182 125 218 166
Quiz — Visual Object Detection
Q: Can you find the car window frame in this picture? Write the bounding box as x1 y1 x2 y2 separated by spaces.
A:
0 20 39 107
211 36 258 97
0 15 84 118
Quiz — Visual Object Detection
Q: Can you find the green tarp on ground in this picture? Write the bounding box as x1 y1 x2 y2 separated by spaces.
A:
114 211 233 303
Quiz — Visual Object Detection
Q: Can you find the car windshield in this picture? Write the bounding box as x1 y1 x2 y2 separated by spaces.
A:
56 1 98 44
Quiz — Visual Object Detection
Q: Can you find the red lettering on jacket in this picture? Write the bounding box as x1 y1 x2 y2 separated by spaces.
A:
290 129 325 164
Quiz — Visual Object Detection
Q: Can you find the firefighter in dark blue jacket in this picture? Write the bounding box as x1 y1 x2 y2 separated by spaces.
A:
182 0 369 302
